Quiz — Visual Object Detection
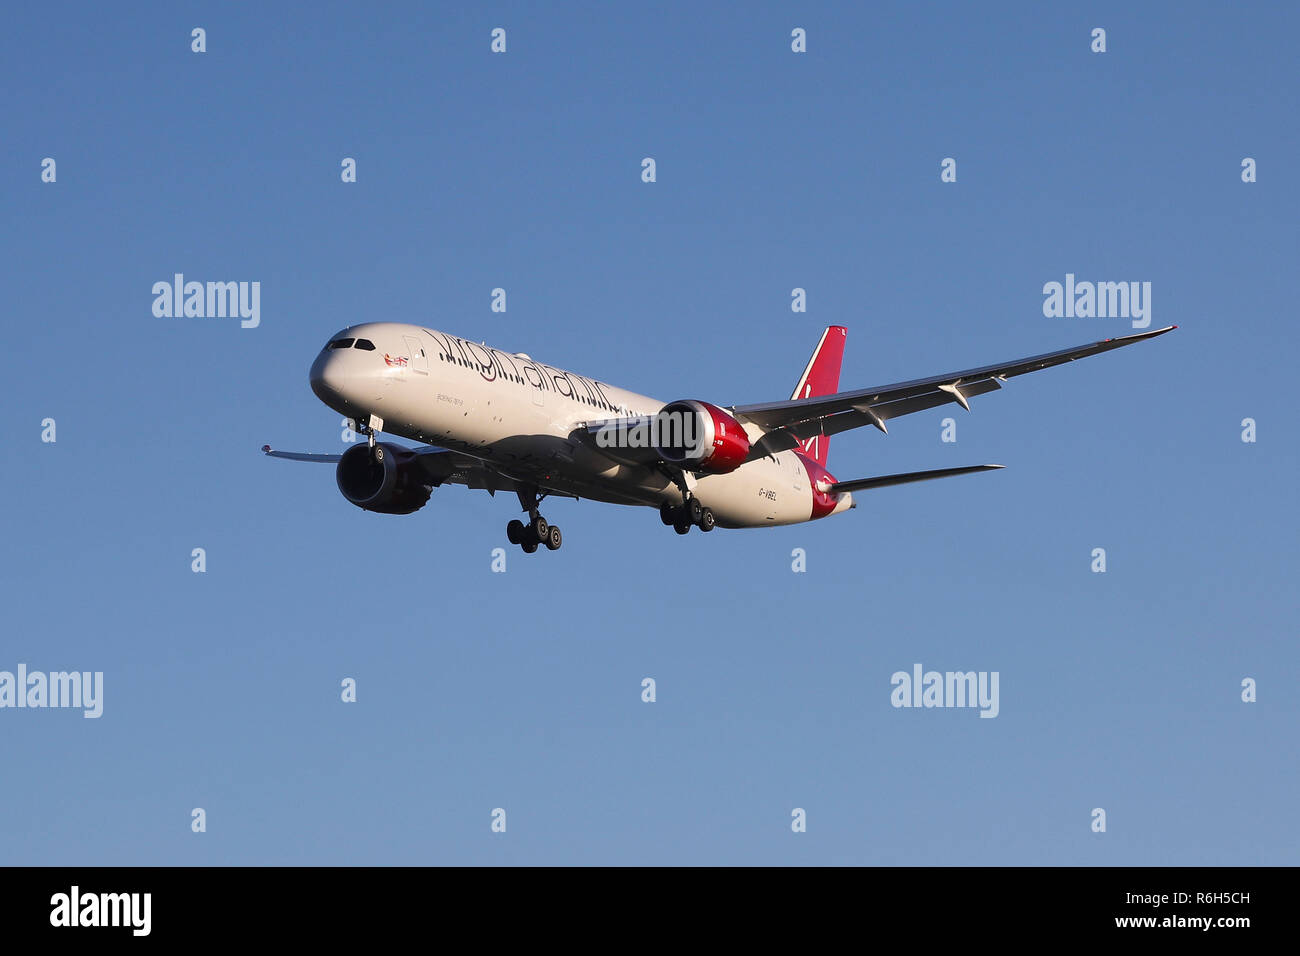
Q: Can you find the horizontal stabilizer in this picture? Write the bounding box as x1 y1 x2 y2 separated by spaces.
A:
829 464 1004 494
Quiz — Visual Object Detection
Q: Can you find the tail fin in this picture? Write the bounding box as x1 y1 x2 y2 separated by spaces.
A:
789 326 846 468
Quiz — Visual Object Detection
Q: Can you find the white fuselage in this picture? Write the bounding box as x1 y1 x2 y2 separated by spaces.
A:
309 323 851 528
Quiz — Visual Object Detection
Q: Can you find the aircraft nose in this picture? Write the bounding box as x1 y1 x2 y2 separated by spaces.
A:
309 349 346 403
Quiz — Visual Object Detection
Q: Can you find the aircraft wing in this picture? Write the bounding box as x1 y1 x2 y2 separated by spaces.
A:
732 325 1176 459
261 442 582 502
571 416 665 467
261 443 568 497
409 446 522 494
260 446 342 463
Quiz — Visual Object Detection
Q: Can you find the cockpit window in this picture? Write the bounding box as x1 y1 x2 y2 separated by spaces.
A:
354 339 376 351
328 338 354 350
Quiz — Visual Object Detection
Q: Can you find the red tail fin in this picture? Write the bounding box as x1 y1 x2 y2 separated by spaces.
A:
789 326 846 468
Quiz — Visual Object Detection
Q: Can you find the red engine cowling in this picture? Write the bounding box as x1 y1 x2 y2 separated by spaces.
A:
335 442 433 514
654 400 751 474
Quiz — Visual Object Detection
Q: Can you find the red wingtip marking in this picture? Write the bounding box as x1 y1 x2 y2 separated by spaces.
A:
261 444 271 452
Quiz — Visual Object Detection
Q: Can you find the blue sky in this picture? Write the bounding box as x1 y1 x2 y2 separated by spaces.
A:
1 1 1295 865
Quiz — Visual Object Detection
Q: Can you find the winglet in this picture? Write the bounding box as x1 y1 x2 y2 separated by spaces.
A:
1104 324 1177 343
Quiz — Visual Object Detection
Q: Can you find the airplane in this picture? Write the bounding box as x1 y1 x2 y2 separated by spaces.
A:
264 322 1175 552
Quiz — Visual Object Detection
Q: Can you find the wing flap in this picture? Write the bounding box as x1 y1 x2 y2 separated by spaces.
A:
747 377 1007 460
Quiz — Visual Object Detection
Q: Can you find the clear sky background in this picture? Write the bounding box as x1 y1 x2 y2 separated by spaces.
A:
1 1 1295 865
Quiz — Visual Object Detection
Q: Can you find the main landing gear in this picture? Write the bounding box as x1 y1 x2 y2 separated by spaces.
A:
507 487 562 553
659 474 715 535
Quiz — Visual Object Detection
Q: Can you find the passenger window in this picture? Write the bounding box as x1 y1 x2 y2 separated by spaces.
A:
328 338 354 350
354 339 376 351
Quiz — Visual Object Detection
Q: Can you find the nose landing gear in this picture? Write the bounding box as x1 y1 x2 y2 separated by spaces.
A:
355 414 386 463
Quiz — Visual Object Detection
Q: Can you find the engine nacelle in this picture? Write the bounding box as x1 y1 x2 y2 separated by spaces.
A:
654 400 751 474
336 442 433 515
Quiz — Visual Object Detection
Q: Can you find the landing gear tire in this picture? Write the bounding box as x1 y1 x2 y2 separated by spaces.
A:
660 502 675 526
698 507 715 532
372 444 384 464
674 518 691 535
515 486 559 553
687 497 703 524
